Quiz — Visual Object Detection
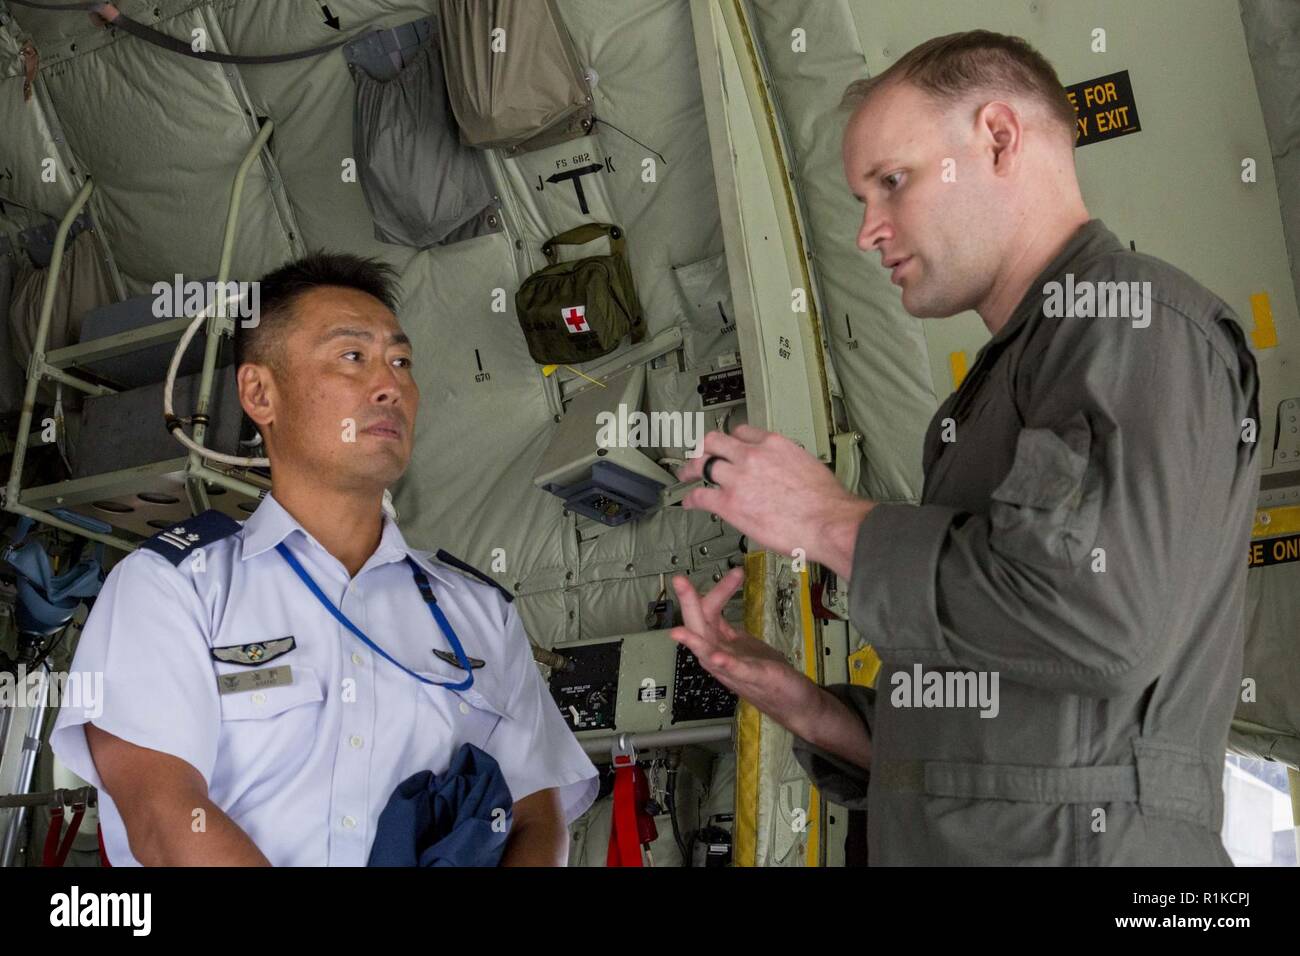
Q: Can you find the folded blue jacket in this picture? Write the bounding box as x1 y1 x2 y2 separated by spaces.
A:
368 743 514 867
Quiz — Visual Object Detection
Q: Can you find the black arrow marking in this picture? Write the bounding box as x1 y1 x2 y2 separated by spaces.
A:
546 163 604 215
474 348 483 373
319 3 340 30
845 313 852 338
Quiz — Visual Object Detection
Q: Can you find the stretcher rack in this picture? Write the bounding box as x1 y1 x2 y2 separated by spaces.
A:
0 786 98 868
0 784 96 810
1 122 278 553
579 725 733 763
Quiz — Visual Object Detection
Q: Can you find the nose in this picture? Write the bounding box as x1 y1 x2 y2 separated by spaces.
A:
370 361 406 407
857 204 891 253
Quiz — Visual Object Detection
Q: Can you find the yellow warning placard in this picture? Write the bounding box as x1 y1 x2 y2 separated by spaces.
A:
1065 70 1141 147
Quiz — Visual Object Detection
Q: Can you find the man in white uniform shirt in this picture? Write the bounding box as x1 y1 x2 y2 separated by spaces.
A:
50 252 598 866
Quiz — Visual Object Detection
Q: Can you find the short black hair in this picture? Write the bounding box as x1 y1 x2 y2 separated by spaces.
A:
235 251 400 374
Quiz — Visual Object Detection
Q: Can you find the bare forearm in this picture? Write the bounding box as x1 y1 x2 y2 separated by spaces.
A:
813 498 874 580
501 817 569 866
786 683 872 772
126 796 270 866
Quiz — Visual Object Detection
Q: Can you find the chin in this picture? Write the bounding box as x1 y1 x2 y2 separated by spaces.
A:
356 452 410 489
379 457 411 486
902 285 966 319
901 289 939 318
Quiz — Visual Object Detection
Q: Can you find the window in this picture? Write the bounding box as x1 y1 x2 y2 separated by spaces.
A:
1221 753 1297 866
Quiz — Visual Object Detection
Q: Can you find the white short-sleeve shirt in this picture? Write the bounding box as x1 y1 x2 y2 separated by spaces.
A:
49 493 598 866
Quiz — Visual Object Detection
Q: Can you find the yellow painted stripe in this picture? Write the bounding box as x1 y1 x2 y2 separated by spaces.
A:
949 351 968 389
732 699 760 867
734 551 767 868
797 567 820 867
798 569 817 681
1253 505 1300 538
1250 293 1278 350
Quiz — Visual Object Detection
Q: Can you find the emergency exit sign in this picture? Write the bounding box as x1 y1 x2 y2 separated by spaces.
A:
1065 70 1141 147
1249 532 1300 568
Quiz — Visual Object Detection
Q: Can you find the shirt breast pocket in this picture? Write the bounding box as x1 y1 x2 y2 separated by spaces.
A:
217 666 325 777
420 679 513 753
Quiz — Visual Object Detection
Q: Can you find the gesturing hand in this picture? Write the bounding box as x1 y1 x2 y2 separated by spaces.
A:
669 568 819 730
676 425 875 579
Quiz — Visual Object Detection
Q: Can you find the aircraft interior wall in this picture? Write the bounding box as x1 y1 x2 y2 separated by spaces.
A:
0 0 1297 871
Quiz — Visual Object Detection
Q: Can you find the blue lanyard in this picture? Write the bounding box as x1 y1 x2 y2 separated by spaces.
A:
275 542 474 691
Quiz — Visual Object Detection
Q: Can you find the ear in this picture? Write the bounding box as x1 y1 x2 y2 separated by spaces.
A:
238 363 276 431
975 100 1024 175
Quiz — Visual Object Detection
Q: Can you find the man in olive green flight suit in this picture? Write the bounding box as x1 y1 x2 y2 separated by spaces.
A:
668 31 1260 865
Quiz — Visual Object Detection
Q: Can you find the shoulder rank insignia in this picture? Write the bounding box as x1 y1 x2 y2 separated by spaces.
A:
211 636 296 667
434 548 515 603
140 509 241 566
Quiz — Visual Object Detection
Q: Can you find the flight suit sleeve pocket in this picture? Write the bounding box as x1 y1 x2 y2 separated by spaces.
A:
989 412 1101 569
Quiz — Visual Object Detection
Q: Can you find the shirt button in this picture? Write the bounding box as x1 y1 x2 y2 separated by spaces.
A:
342 816 357 830
350 735 364 749
458 702 470 715
252 692 267 705
351 653 363 665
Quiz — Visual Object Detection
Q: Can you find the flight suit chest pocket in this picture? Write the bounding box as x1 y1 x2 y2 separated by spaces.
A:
927 353 1014 476
989 411 1102 569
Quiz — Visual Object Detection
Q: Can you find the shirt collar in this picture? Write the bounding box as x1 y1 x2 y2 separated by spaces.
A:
991 218 1123 345
239 492 461 590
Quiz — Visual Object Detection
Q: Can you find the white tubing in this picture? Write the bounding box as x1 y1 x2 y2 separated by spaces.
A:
163 293 269 468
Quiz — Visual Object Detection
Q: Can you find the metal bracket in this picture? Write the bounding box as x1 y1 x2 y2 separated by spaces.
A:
557 327 685 403
1272 397 1300 467
610 732 637 768
775 574 796 635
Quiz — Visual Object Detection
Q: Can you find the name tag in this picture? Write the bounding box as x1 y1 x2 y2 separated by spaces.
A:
217 665 293 696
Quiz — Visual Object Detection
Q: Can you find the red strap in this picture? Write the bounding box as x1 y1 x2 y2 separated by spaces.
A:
97 823 111 867
53 805 86 867
42 804 86 868
42 806 65 867
606 762 645 867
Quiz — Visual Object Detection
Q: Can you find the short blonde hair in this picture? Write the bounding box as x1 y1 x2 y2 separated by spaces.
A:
842 30 1076 144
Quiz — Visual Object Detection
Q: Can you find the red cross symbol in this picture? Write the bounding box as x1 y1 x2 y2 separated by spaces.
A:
562 305 589 333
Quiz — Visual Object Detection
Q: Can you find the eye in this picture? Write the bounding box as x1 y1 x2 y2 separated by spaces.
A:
882 171 904 191
392 356 413 369
341 350 362 362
